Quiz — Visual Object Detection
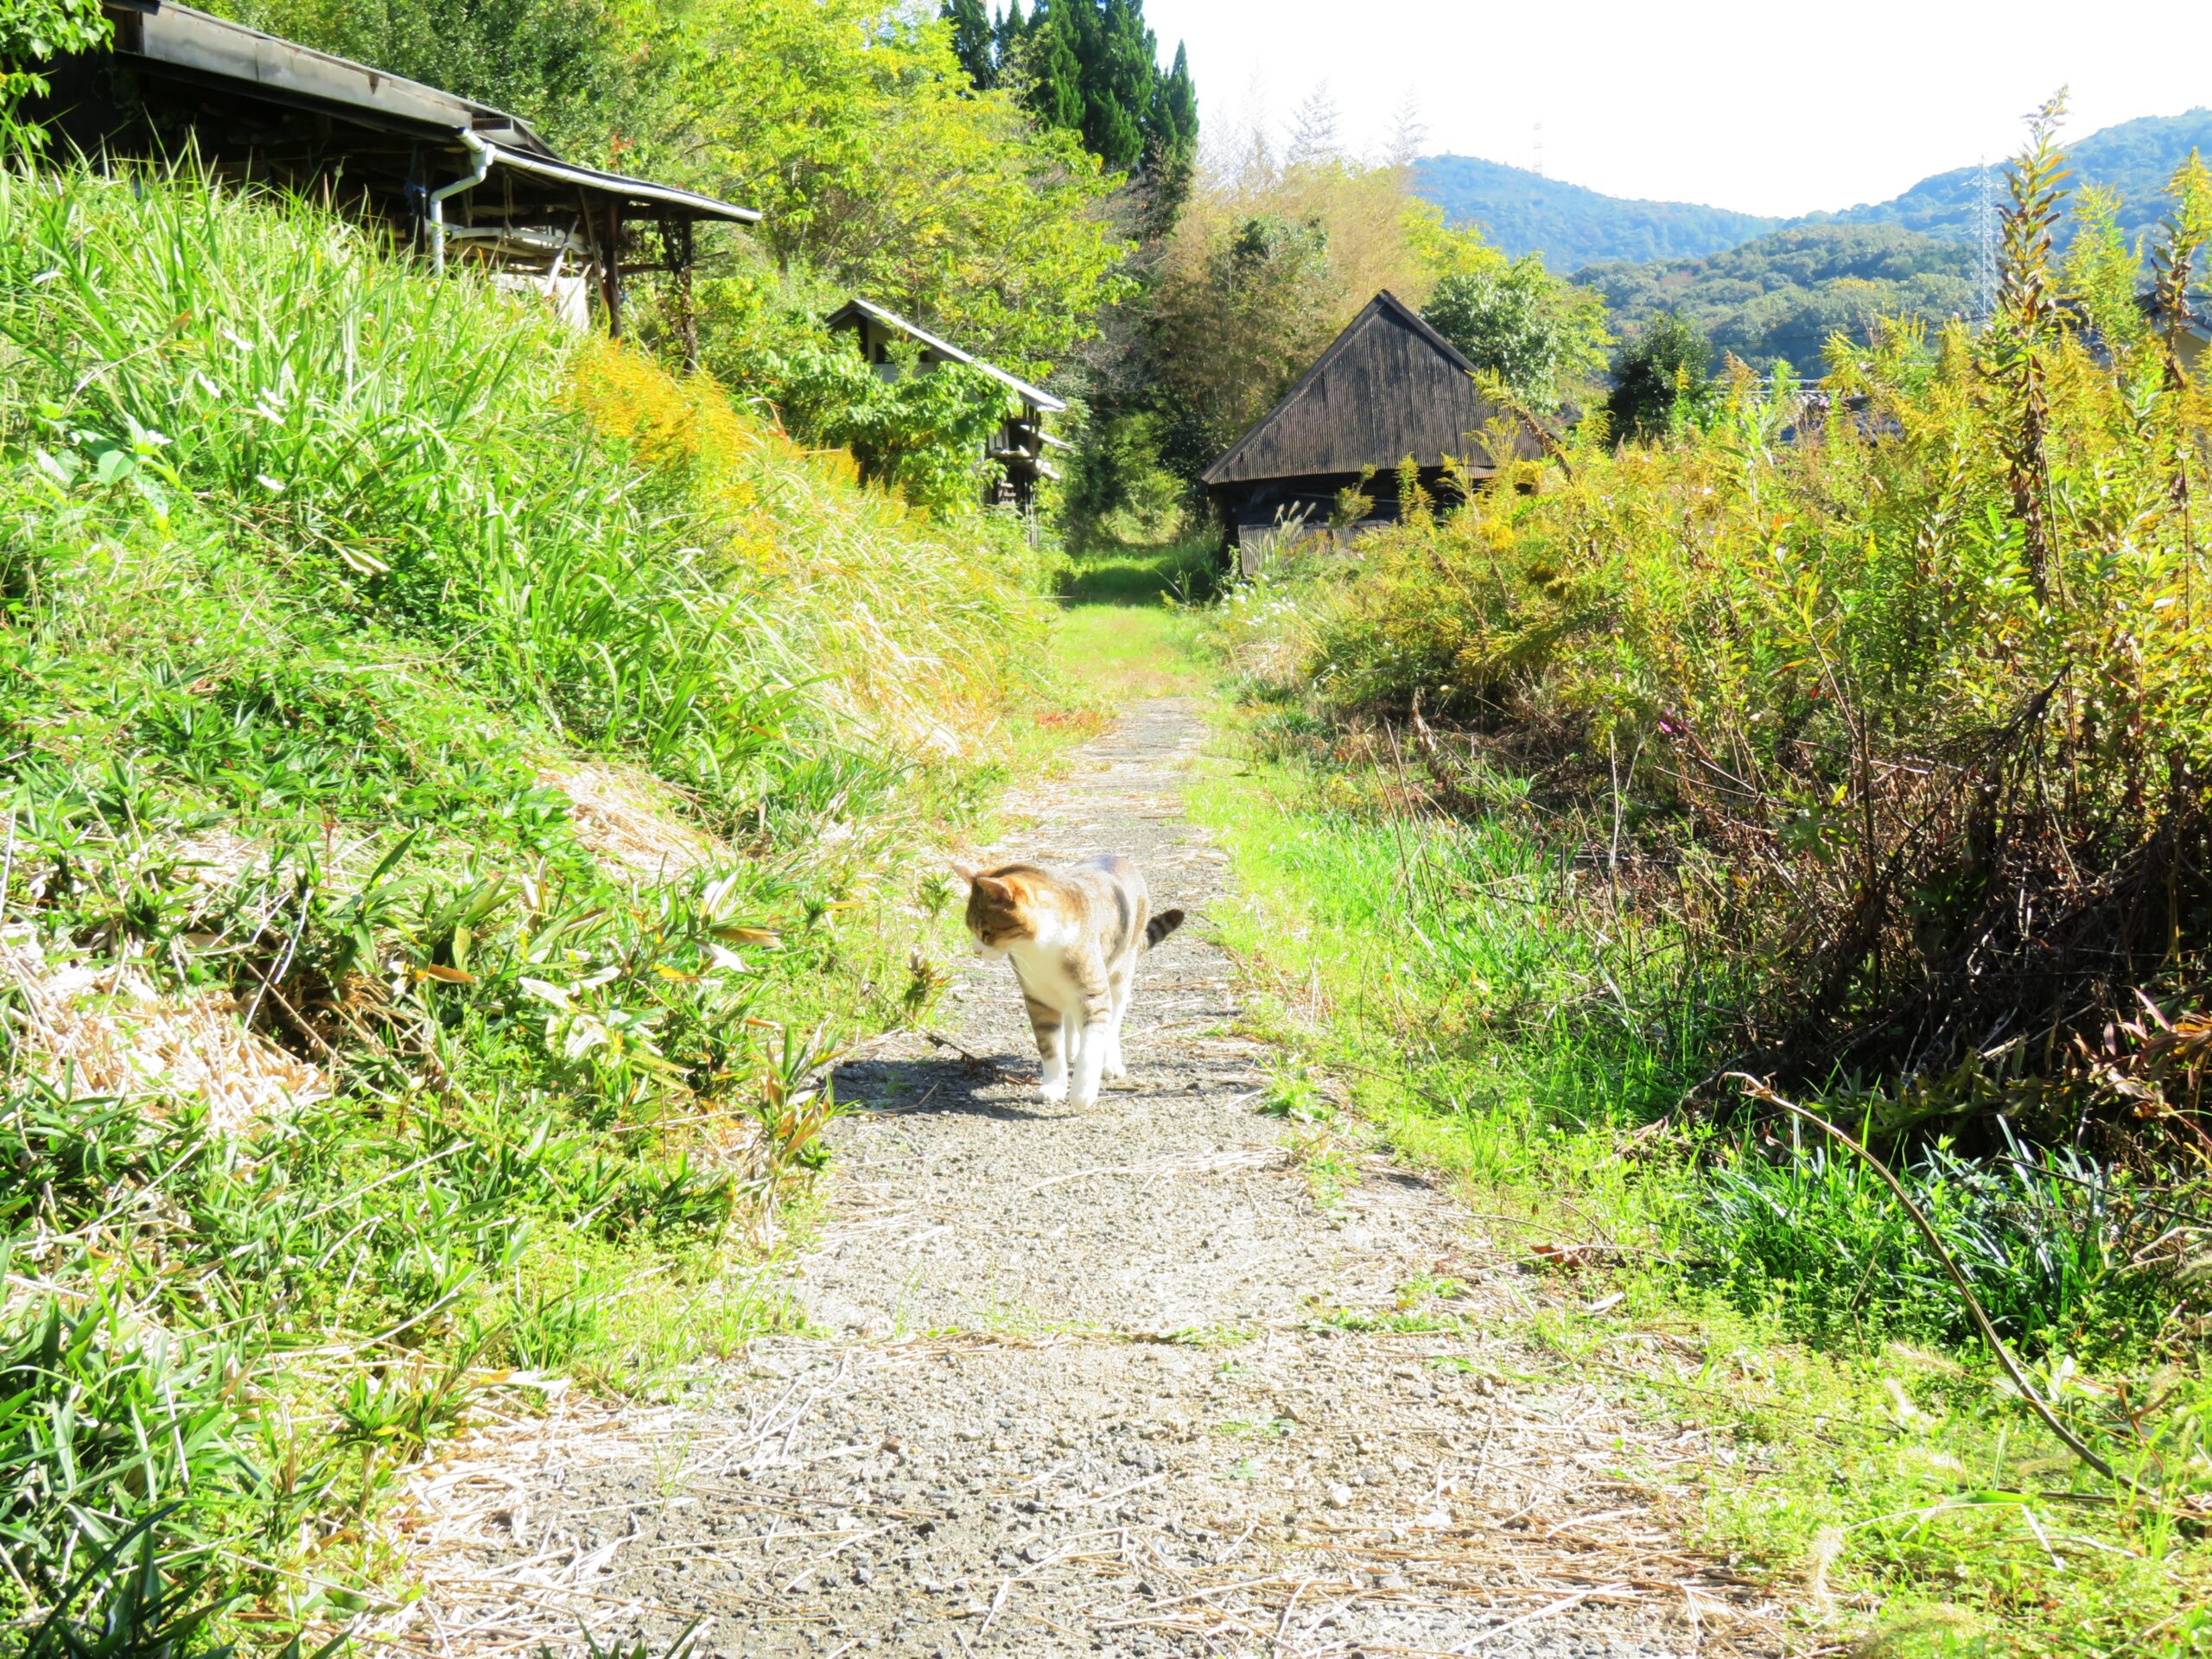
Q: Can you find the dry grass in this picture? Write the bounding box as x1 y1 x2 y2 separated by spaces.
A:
0 922 328 1132
539 765 724 882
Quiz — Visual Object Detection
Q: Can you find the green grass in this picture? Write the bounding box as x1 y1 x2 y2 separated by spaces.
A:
1180 707 2212 1656
1010 539 2212 1651
0 157 1084 1645
1052 540 1218 702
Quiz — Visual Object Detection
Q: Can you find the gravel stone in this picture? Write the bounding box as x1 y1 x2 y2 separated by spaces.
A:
400 701 1774 1657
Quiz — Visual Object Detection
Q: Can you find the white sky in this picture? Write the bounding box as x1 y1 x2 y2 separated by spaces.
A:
1141 0 2212 217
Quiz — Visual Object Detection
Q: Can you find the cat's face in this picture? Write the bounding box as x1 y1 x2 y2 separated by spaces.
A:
958 868 1034 958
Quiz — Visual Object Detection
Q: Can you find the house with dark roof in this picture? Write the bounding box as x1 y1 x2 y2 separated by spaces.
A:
35 2 757 359
1201 291 1541 568
825 297 1068 514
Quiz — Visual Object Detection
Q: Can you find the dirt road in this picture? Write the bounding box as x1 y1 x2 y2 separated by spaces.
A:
392 700 1777 1656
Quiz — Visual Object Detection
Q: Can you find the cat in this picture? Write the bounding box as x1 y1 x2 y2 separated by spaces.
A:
955 855 1185 1109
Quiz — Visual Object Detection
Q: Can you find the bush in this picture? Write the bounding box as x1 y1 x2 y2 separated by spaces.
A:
1285 137 2212 1147
0 156 1052 1635
1603 308 1713 437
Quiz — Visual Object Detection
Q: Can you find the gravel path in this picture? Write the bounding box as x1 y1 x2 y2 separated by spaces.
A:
396 699 1779 1657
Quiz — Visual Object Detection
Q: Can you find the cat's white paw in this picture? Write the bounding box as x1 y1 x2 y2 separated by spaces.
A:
1103 1056 1128 1081
1068 1084 1100 1109
1039 1077 1068 1103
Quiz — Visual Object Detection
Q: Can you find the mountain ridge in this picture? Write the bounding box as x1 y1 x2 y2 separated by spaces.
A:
1416 108 2212 273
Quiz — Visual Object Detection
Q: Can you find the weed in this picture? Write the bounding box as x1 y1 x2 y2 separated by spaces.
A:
0 156 1079 1641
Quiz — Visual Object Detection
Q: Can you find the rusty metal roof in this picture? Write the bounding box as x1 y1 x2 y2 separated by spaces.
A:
100 0 759 223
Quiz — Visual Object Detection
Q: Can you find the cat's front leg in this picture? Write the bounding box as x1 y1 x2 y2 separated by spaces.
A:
1026 994 1067 1103
1068 991 1110 1109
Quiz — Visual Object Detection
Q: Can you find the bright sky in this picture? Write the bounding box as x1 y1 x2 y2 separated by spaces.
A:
1141 0 2212 218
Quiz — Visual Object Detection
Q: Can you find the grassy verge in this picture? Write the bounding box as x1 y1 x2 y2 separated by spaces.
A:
1157 664 2212 1652
0 159 1090 1643
1052 540 1217 701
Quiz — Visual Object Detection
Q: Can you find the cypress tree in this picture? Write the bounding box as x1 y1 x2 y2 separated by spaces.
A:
999 1 1197 213
994 0 1026 73
1027 6 1086 136
1143 41 1198 231
941 0 996 90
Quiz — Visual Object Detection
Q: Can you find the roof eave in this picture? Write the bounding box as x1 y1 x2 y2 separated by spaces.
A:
825 296 1066 413
103 1 759 223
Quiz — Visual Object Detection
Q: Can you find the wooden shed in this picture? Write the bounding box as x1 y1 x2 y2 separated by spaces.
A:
36 1 759 359
1202 290 1539 565
825 297 1068 513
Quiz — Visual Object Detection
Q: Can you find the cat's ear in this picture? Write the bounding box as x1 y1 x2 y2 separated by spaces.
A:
951 862 979 887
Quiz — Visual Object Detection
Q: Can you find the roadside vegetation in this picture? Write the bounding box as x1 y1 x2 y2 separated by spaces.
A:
1164 104 2212 1653
0 156 1073 1646
12 0 2212 1643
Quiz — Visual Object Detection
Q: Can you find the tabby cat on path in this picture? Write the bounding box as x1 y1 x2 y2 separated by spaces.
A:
956 855 1185 1109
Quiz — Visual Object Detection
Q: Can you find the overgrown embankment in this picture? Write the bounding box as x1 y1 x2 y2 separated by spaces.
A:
1192 130 2212 1653
0 161 1058 1642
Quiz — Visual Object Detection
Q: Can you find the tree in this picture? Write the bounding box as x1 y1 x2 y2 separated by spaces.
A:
1 0 108 106
248 0 1134 378
652 0 1131 376
1152 213 1339 474
1606 311 1713 440
987 0 1196 207
1423 257 1610 413
942 0 995 89
228 0 639 160
1020 7 1085 133
1145 41 1197 221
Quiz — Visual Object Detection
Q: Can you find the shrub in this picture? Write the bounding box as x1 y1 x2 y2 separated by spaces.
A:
0 155 1049 1634
1281 130 2212 1155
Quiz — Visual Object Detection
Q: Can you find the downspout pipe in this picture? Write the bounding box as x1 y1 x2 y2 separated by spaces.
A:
428 130 497 276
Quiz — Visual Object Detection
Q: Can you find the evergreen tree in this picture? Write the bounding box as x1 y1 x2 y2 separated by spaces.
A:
993 0 1025 78
941 0 995 90
993 0 1194 197
1607 312 1713 439
1026 7 1084 135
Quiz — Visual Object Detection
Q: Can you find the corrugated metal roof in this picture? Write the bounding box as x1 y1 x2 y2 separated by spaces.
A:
825 296 1066 413
486 146 760 225
105 1 758 222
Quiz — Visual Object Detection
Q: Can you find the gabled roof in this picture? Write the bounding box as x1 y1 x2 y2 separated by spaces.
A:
1203 291 1527 486
92 1 757 223
826 296 1066 414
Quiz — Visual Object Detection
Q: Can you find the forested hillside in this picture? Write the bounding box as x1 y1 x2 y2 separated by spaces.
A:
1576 222 1976 369
1412 152 1781 268
1817 105 2212 245
1417 109 2212 277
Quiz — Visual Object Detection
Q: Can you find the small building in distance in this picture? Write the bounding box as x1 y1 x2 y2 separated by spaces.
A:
37 1 758 357
1202 290 1541 569
826 297 1068 513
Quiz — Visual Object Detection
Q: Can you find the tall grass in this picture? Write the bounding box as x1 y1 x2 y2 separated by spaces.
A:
0 156 1058 1641
1189 115 2212 1648
0 158 1054 820
1191 719 2212 1651
1199 124 2212 1355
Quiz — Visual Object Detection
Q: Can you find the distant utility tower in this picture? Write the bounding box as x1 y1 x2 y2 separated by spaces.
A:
1533 121 1544 178
1974 158 1999 327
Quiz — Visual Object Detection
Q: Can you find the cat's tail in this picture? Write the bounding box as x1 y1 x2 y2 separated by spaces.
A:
1146 908 1185 950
